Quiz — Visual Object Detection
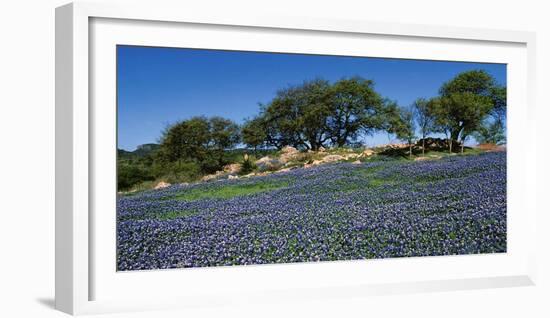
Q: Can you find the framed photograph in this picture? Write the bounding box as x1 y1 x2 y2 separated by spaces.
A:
56 2 537 315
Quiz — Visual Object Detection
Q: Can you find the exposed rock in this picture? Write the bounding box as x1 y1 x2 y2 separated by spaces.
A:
154 181 171 189
362 149 375 157
352 160 362 164
322 154 345 163
304 159 324 168
255 156 283 171
254 156 273 165
223 163 242 174
201 170 225 182
277 167 294 173
279 146 301 163
281 146 299 154
228 175 239 180
416 138 461 151
343 153 359 160
318 146 326 152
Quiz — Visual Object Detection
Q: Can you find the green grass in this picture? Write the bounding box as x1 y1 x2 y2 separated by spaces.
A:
172 180 290 201
157 209 199 220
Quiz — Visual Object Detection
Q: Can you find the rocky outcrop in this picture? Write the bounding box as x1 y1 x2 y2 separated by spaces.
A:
361 149 375 157
201 171 226 182
154 181 171 189
255 156 283 171
223 163 242 174
279 146 301 164
322 154 346 163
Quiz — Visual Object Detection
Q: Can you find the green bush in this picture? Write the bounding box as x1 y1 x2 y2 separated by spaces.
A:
117 164 155 191
157 161 202 184
239 156 256 175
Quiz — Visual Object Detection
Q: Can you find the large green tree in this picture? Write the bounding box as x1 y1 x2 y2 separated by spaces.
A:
429 70 505 153
209 116 241 168
429 93 493 153
327 77 385 147
260 79 332 150
257 77 386 150
158 116 240 172
158 116 210 163
241 116 268 152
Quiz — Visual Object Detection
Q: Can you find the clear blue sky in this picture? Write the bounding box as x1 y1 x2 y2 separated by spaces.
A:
117 45 506 151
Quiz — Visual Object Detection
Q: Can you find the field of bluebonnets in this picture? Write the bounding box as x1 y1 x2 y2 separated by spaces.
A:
117 151 506 271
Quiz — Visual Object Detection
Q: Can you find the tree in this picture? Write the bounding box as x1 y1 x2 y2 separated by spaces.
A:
158 116 240 173
412 98 435 156
327 77 385 147
428 93 493 153
429 70 503 153
249 77 389 150
209 116 241 168
378 99 403 142
260 79 333 150
158 116 210 163
390 106 416 159
474 120 506 145
241 116 267 153
261 86 309 150
489 85 507 123
299 80 333 150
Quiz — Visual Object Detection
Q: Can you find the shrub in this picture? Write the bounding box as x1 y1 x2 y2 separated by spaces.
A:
156 161 202 184
239 155 256 175
117 164 155 191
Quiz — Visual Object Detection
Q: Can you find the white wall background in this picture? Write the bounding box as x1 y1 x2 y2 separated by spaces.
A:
0 0 547 317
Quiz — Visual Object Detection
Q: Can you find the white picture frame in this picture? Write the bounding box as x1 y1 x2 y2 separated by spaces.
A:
55 1 538 315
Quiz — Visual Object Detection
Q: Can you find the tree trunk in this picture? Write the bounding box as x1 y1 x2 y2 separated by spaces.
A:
448 138 453 154
409 143 413 159
461 141 464 154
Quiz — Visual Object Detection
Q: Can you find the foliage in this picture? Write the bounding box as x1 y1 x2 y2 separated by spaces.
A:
241 116 268 152
239 154 256 175
154 161 202 184
428 70 506 152
259 79 332 150
474 120 506 145
255 77 387 150
117 163 155 191
429 92 493 144
412 98 436 155
392 106 416 158
157 116 241 173
327 77 385 147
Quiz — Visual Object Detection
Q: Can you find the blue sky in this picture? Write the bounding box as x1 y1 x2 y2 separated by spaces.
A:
117 45 506 151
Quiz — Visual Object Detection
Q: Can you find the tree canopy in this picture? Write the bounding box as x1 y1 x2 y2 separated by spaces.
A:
243 77 388 150
428 70 506 152
158 116 241 173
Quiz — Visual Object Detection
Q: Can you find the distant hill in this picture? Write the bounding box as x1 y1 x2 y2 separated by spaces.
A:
118 143 160 158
